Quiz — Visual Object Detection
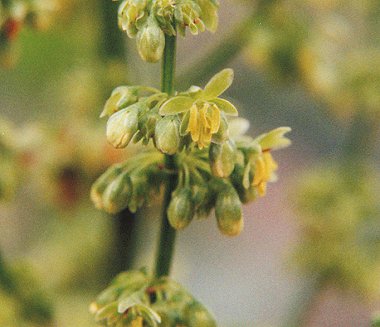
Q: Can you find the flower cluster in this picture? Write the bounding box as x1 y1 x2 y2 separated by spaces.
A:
92 69 291 235
90 269 216 327
116 0 219 62
104 69 238 153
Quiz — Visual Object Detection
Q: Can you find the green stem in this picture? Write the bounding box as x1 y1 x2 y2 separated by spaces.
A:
155 34 178 277
161 34 177 95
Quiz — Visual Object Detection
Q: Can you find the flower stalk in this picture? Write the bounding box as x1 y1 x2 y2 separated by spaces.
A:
155 34 178 277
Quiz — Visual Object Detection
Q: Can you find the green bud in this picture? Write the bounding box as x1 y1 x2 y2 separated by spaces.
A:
209 140 236 178
167 188 194 230
154 116 180 155
102 172 132 214
106 105 139 149
184 302 217 327
101 86 138 118
136 15 165 63
211 112 229 144
91 166 122 210
215 185 243 236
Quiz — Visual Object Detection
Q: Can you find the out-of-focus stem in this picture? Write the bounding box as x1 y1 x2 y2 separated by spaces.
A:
98 0 137 274
155 34 178 277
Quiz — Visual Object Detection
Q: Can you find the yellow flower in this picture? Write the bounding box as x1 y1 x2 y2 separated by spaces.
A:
253 151 278 196
186 102 220 149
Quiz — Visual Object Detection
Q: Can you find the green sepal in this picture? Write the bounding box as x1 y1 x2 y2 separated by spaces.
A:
210 98 238 116
159 96 194 115
179 110 190 136
203 68 233 99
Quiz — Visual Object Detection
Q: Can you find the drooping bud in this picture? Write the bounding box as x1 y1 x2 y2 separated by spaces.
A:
106 104 140 148
215 185 243 236
167 188 194 230
209 140 236 178
184 302 217 327
154 116 180 155
102 171 132 214
90 166 122 210
136 15 165 63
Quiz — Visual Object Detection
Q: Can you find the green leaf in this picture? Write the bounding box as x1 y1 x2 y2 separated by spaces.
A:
210 98 238 116
159 96 194 115
203 68 234 99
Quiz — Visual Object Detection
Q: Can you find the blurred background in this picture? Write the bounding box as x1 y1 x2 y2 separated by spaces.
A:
0 0 379 326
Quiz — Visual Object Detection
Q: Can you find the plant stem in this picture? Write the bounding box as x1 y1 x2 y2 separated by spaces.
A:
161 34 177 95
155 34 178 277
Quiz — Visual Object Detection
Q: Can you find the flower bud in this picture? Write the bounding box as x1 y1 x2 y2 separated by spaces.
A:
136 15 165 63
106 105 139 148
184 302 217 327
90 166 122 210
167 188 194 230
154 116 180 155
215 186 243 236
101 86 138 118
102 171 132 214
209 140 236 178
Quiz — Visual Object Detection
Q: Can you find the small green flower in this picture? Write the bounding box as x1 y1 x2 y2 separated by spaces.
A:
118 0 148 38
160 69 238 149
175 0 204 36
